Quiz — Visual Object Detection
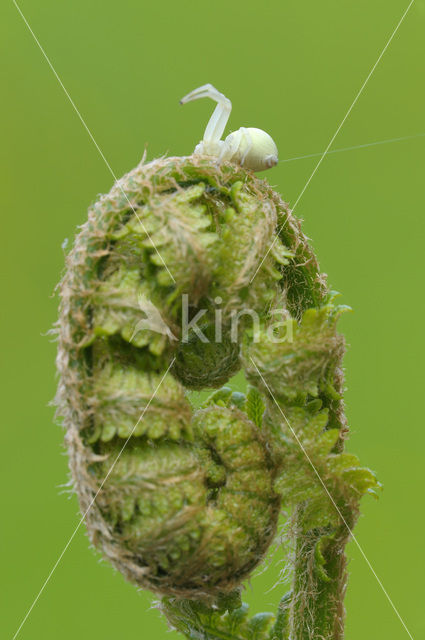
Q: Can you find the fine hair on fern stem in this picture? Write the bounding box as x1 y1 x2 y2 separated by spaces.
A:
55 86 379 640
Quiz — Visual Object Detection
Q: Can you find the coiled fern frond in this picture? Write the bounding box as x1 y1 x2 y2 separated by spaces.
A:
55 155 378 638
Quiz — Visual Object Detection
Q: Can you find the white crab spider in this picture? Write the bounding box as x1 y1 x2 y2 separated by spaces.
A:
180 84 278 172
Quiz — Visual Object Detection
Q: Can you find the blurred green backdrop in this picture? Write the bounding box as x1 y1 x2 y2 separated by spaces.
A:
1 0 424 638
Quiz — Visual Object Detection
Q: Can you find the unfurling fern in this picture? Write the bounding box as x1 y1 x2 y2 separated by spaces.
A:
55 156 378 639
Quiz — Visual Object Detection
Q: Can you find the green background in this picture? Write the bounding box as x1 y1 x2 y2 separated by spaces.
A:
1 0 424 638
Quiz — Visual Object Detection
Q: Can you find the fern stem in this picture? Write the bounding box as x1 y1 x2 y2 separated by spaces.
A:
290 519 351 639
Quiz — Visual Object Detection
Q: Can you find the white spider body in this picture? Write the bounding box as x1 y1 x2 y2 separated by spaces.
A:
180 84 278 172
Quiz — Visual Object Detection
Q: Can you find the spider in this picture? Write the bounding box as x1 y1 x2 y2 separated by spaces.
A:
180 84 278 172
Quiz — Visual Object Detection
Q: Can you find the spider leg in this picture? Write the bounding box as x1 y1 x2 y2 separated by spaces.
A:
180 83 218 102
180 84 232 144
238 127 253 166
217 136 234 164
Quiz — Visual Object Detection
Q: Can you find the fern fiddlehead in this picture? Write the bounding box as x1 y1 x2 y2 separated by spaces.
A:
55 155 378 638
